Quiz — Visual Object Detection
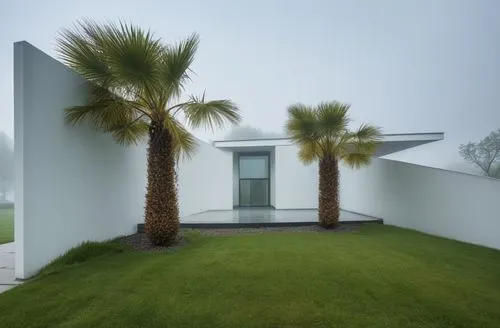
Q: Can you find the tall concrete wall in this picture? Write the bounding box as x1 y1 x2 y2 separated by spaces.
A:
177 141 233 217
274 145 318 209
13 42 233 278
274 143 500 250
341 158 500 250
14 42 148 279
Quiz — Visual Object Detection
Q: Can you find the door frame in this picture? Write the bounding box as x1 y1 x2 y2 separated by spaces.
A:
237 152 271 207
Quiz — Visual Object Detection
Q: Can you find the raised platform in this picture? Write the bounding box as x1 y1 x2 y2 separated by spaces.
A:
137 208 382 232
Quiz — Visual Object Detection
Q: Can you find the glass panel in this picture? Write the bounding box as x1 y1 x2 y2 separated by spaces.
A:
239 179 252 206
239 179 269 206
239 156 268 179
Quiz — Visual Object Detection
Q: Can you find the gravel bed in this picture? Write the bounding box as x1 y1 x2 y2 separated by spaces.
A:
119 224 360 252
119 232 187 253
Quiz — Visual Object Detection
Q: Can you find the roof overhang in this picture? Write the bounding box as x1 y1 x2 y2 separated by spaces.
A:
212 132 444 157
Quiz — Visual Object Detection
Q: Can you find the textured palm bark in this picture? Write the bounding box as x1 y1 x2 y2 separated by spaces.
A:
318 157 340 228
144 121 180 245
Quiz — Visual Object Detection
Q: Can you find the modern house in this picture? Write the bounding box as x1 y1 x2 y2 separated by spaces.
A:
138 132 444 229
149 132 440 228
11 42 500 280
212 133 443 209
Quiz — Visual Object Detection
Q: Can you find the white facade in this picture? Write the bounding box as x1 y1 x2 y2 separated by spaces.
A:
13 42 500 279
274 145 318 209
340 158 500 250
14 42 147 279
228 143 500 250
13 42 234 278
177 142 233 217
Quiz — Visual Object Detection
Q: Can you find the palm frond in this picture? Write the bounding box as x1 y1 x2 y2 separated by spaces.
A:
286 101 382 167
108 120 149 145
160 33 199 104
181 93 241 130
349 123 382 154
65 84 137 128
102 20 163 90
65 84 151 147
57 19 164 109
56 19 112 84
342 153 372 169
286 104 320 144
316 101 351 136
163 116 198 161
354 124 382 141
58 20 239 157
298 141 322 164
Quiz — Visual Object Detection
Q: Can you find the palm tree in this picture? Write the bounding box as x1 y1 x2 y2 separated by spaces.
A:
56 20 241 245
286 101 381 228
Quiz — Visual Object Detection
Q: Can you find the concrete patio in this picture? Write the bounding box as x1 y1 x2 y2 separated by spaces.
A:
0 242 21 294
137 208 381 231
182 208 380 225
182 208 381 227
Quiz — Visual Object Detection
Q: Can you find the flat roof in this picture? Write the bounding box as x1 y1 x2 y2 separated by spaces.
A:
213 132 444 157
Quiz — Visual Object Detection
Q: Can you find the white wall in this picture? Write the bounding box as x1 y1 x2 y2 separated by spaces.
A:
341 158 500 250
274 145 318 209
273 144 377 211
14 42 234 279
273 144 500 251
177 141 233 217
339 160 388 219
14 42 148 279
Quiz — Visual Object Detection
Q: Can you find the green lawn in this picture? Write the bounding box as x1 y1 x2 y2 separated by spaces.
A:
1 225 499 328
0 207 14 244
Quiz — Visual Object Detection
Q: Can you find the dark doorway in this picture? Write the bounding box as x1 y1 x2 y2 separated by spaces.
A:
238 153 270 206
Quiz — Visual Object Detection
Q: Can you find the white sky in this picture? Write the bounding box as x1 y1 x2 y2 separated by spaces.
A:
1 0 499 171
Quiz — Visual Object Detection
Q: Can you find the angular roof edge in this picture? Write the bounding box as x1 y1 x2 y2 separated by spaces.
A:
213 132 444 149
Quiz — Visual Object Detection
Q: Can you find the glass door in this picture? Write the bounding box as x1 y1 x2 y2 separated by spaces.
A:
238 154 270 206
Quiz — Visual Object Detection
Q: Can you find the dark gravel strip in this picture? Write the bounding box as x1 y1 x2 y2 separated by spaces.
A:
119 224 360 252
119 232 186 253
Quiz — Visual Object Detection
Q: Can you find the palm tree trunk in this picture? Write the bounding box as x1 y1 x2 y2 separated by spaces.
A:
318 156 339 228
144 120 180 245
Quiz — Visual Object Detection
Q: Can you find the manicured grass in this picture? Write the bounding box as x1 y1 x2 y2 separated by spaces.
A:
1 225 500 327
0 208 14 244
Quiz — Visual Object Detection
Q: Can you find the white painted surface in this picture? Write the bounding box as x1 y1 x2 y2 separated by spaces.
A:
274 145 318 209
14 42 148 279
339 161 388 219
213 133 444 157
0 242 21 294
177 140 233 217
214 138 293 148
13 42 234 278
273 144 381 212
341 158 500 250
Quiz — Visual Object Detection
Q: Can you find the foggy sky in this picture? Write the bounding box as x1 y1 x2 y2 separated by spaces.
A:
1 0 499 172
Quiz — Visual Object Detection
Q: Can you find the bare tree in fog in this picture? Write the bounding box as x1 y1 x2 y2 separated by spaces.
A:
459 129 500 178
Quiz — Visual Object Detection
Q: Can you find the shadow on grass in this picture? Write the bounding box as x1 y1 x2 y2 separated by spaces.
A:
37 230 204 278
38 241 130 277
